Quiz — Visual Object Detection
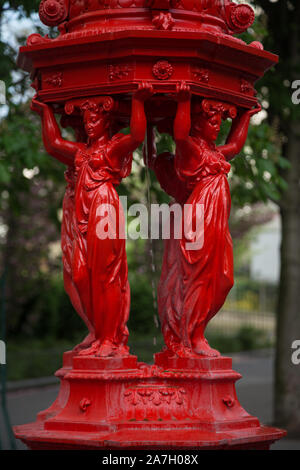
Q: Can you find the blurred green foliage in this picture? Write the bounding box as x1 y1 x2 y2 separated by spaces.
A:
207 326 272 355
225 277 278 314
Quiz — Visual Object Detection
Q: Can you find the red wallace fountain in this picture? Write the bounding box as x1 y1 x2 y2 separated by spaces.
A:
14 0 286 450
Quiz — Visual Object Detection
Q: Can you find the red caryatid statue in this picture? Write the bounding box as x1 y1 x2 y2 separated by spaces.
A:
31 83 153 358
14 0 286 450
152 83 261 358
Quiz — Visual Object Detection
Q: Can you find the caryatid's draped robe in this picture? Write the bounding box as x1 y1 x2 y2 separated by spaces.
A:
153 135 234 356
73 134 132 351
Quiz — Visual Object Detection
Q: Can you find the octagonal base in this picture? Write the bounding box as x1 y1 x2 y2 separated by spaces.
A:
14 352 286 450
14 422 285 450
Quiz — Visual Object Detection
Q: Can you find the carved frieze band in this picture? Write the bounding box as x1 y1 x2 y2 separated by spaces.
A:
124 386 186 406
108 64 132 81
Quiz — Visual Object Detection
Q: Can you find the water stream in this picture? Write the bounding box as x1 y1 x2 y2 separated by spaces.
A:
144 135 160 345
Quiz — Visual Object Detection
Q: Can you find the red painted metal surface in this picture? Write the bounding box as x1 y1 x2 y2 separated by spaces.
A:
15 353 285 450
15 0 286 449
153 84 261 358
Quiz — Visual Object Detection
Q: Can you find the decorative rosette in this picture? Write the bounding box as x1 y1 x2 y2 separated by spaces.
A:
152 60 173 80
227 3 255 33
39 0 68 26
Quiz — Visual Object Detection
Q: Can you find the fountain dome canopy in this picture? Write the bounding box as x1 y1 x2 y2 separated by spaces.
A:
38 0 255 35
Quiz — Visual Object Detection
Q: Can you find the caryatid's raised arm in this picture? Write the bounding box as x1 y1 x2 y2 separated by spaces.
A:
31 97 81 166
218 103 262 161
31 82 154 168
173 81 203 167
173 81 262 160
108 82 154 165
173 82 192 143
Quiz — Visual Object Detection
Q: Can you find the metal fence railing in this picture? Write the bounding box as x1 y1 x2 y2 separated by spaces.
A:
206 309 276 343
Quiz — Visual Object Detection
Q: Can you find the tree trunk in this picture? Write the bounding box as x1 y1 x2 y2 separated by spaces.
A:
275 121 300 436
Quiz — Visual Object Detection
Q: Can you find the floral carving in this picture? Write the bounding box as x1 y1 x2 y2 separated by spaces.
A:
79 398 91 412
222 396 235 408
229 4 255 32
152 12 175 31
192 66 209 83
108 64 132 81
124 387 186 406
39 0 68 26
240 78 254 95
45 72 63 87
27 34 51 46
152 60 173 80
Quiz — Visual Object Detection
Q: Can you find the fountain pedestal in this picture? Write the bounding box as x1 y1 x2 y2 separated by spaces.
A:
14 352 285 450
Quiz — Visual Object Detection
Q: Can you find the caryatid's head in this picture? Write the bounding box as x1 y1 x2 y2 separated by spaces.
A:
191 99 237 143
65 96 115 142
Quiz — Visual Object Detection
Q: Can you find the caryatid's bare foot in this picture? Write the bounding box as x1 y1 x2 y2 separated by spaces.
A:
193 338 220 357
174 346 195 358
73 332 96 353
77 339 101 356
165 344 198 358
95 341 130 357
77 339 130 358
95 340 118 357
